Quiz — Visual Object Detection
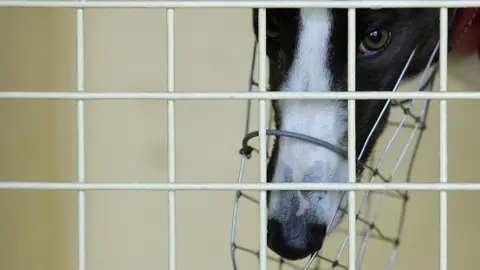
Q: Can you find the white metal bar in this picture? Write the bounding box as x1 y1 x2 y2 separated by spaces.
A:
2 91 480 100
3 182 480 191
347 7 357 270
167 8 177 270
2 1 480 8
439 7 449 270
76 4 86 270
258 8 268 270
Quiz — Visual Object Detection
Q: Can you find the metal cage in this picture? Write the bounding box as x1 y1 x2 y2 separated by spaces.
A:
2 1 480 270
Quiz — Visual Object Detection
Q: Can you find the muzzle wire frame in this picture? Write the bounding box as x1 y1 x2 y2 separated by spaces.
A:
231 29 441 270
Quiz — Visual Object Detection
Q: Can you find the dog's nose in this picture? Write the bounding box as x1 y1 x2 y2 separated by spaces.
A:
267 219 327 261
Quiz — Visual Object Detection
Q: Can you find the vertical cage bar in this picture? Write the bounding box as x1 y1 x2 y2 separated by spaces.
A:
258 7 268 270
76 3 86 270
167 8 177 270
439 7 448 270
347 7 357 270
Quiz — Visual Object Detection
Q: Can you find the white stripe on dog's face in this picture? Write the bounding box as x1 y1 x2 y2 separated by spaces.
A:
268 8 348 241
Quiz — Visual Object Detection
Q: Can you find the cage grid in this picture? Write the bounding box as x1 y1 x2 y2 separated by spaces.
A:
1 1 480 270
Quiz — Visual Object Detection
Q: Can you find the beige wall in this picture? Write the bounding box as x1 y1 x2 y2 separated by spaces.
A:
1 7 480 270
0 8 55 270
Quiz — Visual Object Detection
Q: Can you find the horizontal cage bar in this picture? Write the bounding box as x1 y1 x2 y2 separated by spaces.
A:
1 0 480 8
1 182 480 191
1 91 480 100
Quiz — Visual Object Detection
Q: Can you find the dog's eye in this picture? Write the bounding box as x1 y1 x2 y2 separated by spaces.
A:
358 29 391 56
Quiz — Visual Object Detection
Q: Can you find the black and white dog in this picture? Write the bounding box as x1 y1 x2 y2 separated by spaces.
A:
251 8 458 261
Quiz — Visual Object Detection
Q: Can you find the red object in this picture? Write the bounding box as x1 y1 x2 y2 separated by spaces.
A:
450 8 480 59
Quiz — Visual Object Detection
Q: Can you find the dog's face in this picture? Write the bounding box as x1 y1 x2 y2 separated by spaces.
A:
251 8 451 261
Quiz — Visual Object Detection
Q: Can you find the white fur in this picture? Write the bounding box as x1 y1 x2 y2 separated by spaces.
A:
268 8 349 232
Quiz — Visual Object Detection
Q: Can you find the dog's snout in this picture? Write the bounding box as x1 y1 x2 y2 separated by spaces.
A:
267 218 327 261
